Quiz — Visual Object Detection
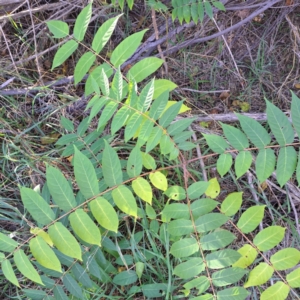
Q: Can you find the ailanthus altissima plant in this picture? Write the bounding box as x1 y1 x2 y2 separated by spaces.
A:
0 3 300 300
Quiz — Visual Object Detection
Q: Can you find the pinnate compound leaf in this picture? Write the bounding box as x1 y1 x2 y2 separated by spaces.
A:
20 187 55 225
217 287 249 300
74 147 99 199
195 213 229 233
173 258 204 279
52 40 78 70
291 91 300 137
256 148 276 182
233 244 258 269
0 232 18 252
74 51 96 85
46 20 69 38
217 153 232 177
253 226 285 251
168 219 193 236
221 192 243 216
48 222 82 261
244 263 273 288
102 140 123 187
200 230 236 251
221 123 249 150
276 146 297 187
112 185 137 217
266 99 294 146
113 270 137 285
92 15 121 53
237 205 265 233
63 273 83 299
161 203 189 220
170 238 199 258
212 267 248 287
132 177 152 204
46 165 76 212
206 249 241 269
111 30 147 67
127 57 163 83
164 185 186 200
270 248 300 270
14 249 43 285
261 281 290 300
187 181 210 200
90 197 119 232
149 171 168 191
203 134 229 154
287 268 300 288
2 259 20 287
205 178 220 199
73 3 92 41
69 209 101 246
237 113 270 148
127 147 143 178
234 151 252 178
30 237 61 272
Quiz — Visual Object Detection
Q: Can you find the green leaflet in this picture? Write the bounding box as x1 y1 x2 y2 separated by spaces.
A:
164 185 186 200
113 270 137 285
148 90 169 120
98 101 119 130
256 148 276 183
46 20 69 38
125 112 143 142
112 185 137 217
161 203 189 220
168 219 193 236
195 213 229 233
63 273 83 299
237 205 265 234
137 79 154 112
111 68 123 101
52 40 78 70
233 244 258 269
253 226 285 251
74 51 96 85
206 249 241 269
146 127 163 152
111 106 131 135
127 57 163 83
212 267 248 287
29 237 61 272
217 287 249 300
90 197 119 232
234 150 252 178
127 146 143 178
200 230 236 251
203 134 229 154
221 123 249 150
287 268 300 288
111 30 147 67
69 209 101 246
14 249 43 285
0 232 18 252
73 3 92 41
266 99 294 146
102 140 123 187
244 263 273 288
74 147 99 199
276 146 297 187
237 113 270 149
153 79 177 99
170 238 199 258
173 258 204 279
291 91 300 138
270 248 300 270
159 100 183 128
132 177 153 204
92 15 121 54
20 187 55 226
217 153 232 177
46 165 76 212
187 181 210 200
60 116 74 131
221 192 243 217
260 282 290 300
48 222 82 261
183 276 210 294
2 259 20 287
71 263 93 288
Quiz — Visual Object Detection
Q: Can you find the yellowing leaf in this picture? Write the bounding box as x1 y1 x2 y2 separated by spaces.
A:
132 177 152 204
149 171 168 191
30 228 54 247
41 133 61 145
161 101 190 116
205 178 220 199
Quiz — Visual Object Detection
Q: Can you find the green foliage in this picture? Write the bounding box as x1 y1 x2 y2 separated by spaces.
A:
1 5 300 300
